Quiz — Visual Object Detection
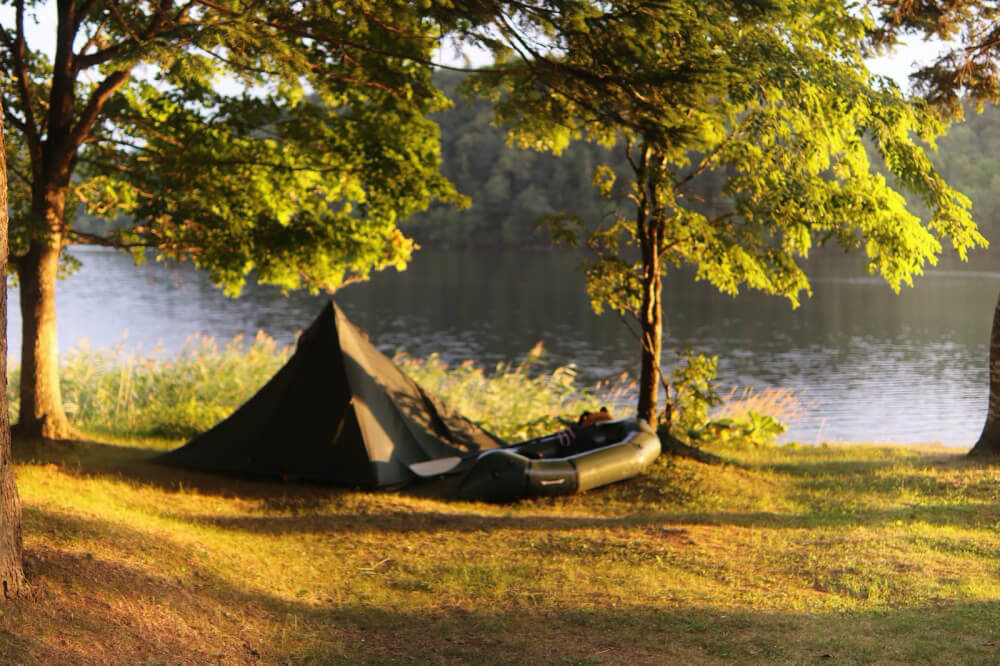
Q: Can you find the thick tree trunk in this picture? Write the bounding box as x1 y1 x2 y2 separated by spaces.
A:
15 237 73 439
0 101 29 597
969 287 1000 458
8 0 78 441
15 159 73 440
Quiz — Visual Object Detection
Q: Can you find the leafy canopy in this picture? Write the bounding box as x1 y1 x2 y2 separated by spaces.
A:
468 0 985 312
0 0 475 294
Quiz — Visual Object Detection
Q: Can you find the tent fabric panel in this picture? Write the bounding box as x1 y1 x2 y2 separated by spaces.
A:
333 304 505 465
153 305 377 487
151 356 298 474
268 309 376 486
335 312 452 486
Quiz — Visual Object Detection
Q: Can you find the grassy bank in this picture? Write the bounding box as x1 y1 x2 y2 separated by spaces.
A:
6 436 1000 664
3 342 999 663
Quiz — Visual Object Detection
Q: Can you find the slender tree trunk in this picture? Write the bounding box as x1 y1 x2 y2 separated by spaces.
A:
0 100 29 597
635 145 665 429
970 287 1000 457
637 229 663 428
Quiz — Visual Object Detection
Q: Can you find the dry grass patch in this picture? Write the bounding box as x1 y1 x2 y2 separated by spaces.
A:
1 435 1000 663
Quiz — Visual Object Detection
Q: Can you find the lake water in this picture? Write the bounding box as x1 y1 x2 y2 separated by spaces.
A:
6 245 998 447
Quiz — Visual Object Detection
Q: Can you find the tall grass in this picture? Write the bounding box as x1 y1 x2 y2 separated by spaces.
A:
394 352 635 440
9 333 290 439
713 386 807 426
7 336 633 441
8 336 801 444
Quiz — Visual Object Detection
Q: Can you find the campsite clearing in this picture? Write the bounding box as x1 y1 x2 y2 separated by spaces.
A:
3 436 1000 664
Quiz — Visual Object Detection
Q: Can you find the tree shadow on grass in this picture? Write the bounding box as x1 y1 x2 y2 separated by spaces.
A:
10 506 1000 665
13 435 1000 534
12 435 347 509
753 451 975 479
174 500 1000 538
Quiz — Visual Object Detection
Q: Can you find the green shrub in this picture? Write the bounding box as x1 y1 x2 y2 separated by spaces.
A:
668 349 798 448
667 349 723 436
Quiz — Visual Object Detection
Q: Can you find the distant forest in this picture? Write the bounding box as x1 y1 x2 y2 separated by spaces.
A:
928 108 1000 237
401 70 632 246
405 70 1000 246
75 71 1000 247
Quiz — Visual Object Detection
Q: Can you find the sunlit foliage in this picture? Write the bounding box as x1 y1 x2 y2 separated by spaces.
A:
465 0 986 426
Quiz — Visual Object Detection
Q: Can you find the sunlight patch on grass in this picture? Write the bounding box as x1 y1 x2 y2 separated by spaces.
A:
6 389 1000 662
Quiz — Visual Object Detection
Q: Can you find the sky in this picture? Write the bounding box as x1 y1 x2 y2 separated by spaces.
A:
1 2 946 93
868 39 949 90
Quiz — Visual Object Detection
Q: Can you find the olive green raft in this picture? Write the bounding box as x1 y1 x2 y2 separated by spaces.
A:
410 418 661 502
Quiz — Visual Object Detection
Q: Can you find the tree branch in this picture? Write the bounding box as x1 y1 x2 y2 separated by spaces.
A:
675 115 753 193
76 13 111 60
190 0 504 78
9 0 41 159
75 2 194 71
66 228 156 249
349 1 436 42
1 97 28 134
74 0 104 32
68 70 132 149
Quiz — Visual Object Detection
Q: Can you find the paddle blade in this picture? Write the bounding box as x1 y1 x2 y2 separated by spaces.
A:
409 456 463 478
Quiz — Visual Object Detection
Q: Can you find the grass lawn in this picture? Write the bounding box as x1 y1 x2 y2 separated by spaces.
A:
2 435 999 664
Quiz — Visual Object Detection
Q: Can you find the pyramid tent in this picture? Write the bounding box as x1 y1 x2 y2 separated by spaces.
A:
153 301 505 487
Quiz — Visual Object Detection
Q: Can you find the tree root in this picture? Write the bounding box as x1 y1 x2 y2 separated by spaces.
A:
656 426 724 465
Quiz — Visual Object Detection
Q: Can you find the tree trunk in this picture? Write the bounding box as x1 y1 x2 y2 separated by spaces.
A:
7 0 80 441
637 231 663 429
15 156 74 440
0 100 29 597
970 287 1000 457
635 147 665 429
15 236 73 439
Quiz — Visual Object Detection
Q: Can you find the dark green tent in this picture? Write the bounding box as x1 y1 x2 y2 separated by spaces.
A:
153 301 504 487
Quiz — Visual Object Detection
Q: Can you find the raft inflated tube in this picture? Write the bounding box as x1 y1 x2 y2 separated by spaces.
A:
456 419 661 502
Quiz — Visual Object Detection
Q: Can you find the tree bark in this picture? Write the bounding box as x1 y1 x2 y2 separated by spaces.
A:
637 226 663 428
0 100 29 597
969 287 1000 457
14 236 73 439
15 109 75 440
636 146 665 429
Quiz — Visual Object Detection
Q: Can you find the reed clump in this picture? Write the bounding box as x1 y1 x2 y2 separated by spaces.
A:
7 336 799 445
394 351 635 440
6 336 633 441
714 386 807 426
9 333 290 439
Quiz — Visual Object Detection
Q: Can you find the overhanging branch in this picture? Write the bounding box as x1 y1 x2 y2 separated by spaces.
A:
66 228 156 249
69 70 132 148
